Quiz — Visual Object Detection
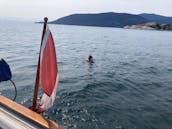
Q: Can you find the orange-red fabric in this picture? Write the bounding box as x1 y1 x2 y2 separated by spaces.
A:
40 31 58 96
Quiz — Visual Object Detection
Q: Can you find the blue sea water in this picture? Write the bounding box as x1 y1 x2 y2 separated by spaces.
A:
0 20 172 129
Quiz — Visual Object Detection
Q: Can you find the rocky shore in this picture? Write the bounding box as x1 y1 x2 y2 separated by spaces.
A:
124 22 172 31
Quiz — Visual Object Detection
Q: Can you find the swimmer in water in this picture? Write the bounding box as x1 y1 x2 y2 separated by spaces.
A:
87 55 94 63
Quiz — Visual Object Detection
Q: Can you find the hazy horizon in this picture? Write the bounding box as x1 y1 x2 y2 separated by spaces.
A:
0 12 171 23
0 0 171 21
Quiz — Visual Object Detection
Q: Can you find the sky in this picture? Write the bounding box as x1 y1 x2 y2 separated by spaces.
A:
0 0 171 21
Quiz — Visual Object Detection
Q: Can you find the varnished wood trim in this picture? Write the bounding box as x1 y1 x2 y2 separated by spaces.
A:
0 95 64 129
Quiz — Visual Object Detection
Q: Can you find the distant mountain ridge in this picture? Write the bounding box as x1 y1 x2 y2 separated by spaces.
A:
139 13 172 24
49 12 172 28
50 12 149 27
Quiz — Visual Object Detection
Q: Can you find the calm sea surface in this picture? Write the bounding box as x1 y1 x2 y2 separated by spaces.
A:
0 21 172 129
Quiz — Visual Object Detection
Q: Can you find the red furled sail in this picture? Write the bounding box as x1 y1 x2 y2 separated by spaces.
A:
38 26 58 111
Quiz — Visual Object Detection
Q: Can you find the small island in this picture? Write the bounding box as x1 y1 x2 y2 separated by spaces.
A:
49 12 149 28
39 12 172 31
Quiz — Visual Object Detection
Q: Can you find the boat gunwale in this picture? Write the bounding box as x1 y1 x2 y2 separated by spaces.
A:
0 95 62 129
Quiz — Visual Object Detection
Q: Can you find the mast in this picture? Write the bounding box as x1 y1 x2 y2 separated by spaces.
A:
32 17 48 111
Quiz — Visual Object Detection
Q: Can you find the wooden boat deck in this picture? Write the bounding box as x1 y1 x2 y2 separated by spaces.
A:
0 95 65 129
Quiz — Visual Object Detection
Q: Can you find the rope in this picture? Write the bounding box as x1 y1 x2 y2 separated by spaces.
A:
9 80 17 101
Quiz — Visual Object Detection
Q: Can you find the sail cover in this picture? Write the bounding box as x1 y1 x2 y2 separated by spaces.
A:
0 59 12 82
38 26 58 111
